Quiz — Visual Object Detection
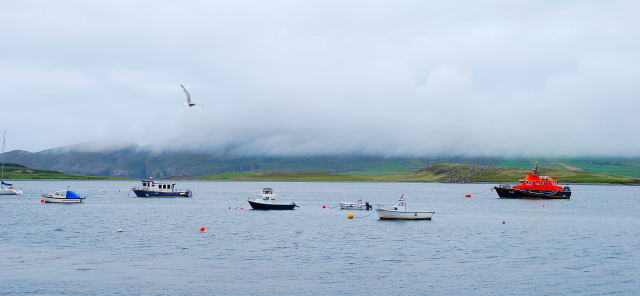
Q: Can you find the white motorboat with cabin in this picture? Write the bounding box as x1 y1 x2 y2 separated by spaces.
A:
339 199 372 210
375 195 434 220
0 131 23 195
131 180 192 197
247 188 297 210
42 189 86 203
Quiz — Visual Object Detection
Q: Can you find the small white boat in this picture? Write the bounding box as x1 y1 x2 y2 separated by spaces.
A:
339 199 372 210
42 190 86 203
375 195 434 220
0 181 23 195
248 188 297 210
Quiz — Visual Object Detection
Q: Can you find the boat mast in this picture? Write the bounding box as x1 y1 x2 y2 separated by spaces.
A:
1 130 5 182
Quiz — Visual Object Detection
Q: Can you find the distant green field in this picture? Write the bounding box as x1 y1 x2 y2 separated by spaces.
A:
1 164 125 180
496 158 640 178
193 163 639 184
195 171 373 182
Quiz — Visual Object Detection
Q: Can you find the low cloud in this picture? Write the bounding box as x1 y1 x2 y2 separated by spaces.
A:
1 1 639 157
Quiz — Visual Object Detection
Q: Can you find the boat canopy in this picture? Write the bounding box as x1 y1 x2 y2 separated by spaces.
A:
65 190 84 199
1 181 12 186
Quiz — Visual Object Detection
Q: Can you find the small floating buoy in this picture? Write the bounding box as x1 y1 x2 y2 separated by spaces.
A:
541 204 545 207
347 213 354 219
40 199 44 203
199 227 206 232
465 194 471 198
228 206 232 209
116 229 124 232
239 207 244 210
322 205 327 209
502 220 506 224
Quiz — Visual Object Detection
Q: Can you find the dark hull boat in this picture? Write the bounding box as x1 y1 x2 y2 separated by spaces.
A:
131 180 192 198
248 199 297 210
494 187 571 199
132 189 192 197
247 187 297 210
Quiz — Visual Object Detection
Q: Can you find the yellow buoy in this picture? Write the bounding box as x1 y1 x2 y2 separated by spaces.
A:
347 213 354 219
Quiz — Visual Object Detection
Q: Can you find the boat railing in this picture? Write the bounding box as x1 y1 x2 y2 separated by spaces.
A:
498 184 512 189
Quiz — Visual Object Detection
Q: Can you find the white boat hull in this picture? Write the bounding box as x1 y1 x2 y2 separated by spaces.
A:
0 188 23 195
43 196 84 203
376 209 434 220
339 202 371 210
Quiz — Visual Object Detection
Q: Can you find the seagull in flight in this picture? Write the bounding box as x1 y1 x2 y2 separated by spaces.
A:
180 84 196 107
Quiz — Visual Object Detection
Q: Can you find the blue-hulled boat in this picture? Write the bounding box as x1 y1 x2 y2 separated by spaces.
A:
131 180 192 198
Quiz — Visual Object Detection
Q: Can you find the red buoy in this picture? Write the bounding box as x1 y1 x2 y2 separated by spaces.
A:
40 199 44 203
199 227 206 232
322 205 327 209
465 194 471 198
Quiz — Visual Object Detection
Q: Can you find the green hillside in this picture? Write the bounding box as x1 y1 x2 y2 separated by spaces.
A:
1 164 124 180
193 163 640 184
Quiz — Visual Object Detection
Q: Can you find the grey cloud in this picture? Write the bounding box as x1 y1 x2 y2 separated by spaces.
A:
1 0 639 157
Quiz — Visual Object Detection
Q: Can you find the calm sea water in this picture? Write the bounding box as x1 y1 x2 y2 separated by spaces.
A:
1 181 638 295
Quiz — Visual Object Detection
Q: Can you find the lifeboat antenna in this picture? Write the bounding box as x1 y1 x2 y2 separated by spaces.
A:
531 162 539 175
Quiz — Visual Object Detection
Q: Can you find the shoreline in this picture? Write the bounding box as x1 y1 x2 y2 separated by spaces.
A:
6 178 639 186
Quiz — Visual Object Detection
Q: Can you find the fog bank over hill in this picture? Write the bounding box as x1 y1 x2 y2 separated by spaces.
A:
1 1 639 156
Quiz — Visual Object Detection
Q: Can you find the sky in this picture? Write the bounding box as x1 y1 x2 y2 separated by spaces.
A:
1 0 639 157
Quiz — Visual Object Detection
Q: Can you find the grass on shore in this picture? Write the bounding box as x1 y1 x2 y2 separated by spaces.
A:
1 165 125 180
191 163 640 184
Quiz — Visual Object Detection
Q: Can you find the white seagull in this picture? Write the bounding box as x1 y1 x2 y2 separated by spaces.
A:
180 84 196 107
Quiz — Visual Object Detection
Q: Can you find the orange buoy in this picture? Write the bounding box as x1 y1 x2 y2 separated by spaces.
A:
347 213 354 219
199 227 206 232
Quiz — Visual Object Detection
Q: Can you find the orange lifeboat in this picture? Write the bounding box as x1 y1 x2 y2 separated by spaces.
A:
494 165 571 199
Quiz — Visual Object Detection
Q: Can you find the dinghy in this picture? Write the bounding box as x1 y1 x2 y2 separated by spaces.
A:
339 200 372 210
